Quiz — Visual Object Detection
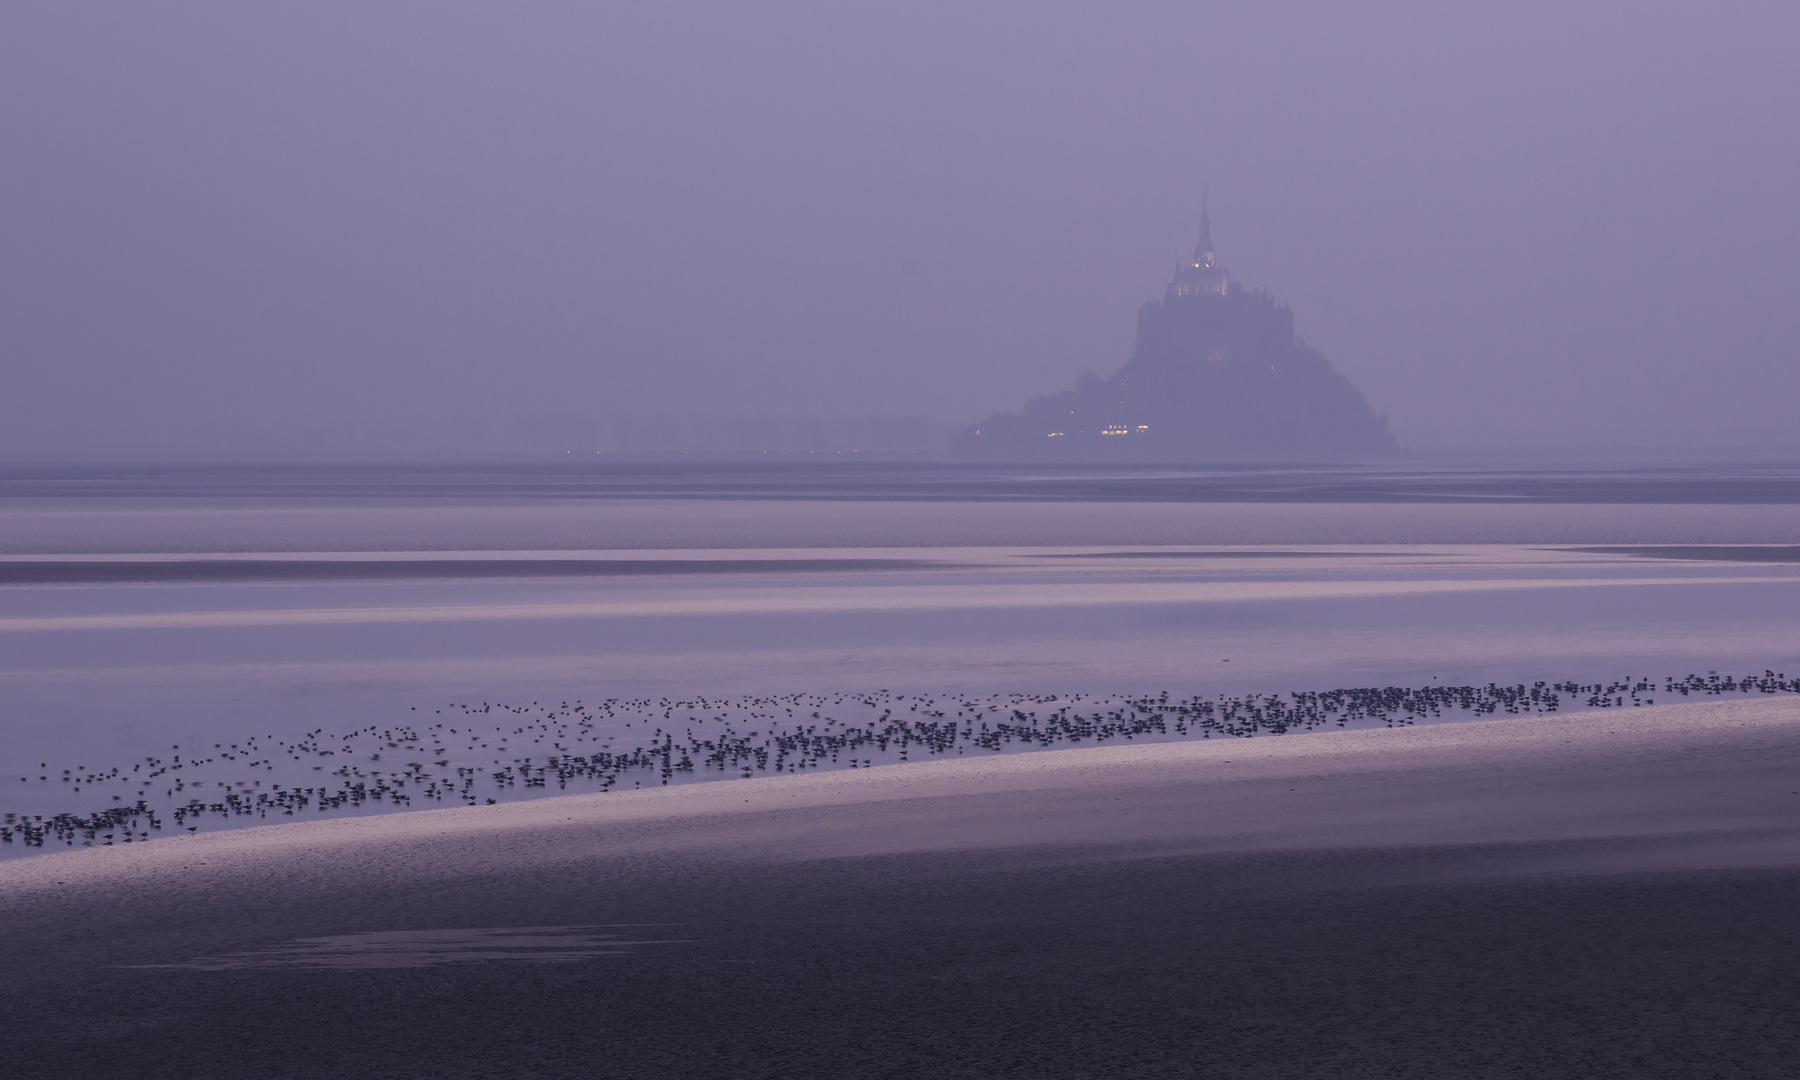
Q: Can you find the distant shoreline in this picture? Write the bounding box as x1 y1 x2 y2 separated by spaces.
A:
5 460 1800 504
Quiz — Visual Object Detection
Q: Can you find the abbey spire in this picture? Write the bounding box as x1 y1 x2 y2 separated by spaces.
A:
1168 194 1230 298
1194 196 1214 263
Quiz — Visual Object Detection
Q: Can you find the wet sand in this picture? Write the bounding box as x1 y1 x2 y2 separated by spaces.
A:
0 555 938 585
2 698 1797 1077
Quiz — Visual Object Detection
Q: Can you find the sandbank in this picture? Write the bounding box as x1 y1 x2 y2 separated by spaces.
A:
5 696 1795 901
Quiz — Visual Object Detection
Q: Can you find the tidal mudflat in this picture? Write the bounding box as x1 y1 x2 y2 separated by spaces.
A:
2 698 1797 1077
3 539 1799 851
3 467 1799 1075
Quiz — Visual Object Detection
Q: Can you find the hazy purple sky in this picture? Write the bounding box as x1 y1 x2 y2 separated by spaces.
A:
3 2 1796 459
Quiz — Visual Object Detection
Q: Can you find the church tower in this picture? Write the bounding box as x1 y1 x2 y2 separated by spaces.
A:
1167 197 1231 298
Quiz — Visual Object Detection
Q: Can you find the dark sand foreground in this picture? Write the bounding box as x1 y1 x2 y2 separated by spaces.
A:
3 700 1798 1078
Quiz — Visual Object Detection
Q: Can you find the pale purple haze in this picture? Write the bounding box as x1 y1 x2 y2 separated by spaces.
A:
2 2 1796 459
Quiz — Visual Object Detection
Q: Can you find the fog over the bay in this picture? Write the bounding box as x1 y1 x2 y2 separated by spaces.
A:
3 2 1796 460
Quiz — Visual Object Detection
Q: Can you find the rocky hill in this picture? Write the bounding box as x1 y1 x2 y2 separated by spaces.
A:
956 211 1399 463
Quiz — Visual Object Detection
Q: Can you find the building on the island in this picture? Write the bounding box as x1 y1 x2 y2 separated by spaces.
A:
1166 199 1231 299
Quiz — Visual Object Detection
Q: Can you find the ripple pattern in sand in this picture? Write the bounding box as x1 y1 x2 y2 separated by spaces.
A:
141 925 690 970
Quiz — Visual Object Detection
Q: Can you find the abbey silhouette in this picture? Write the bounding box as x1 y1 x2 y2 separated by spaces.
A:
956 203 1399 461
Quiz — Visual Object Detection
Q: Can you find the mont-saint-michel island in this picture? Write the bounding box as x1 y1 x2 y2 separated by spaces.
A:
957 206 1400 462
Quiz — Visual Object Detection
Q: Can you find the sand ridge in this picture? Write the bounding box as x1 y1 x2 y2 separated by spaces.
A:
3 696 1797 903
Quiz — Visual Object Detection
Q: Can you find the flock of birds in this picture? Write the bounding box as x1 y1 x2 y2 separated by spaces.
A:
4 670 1795 851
